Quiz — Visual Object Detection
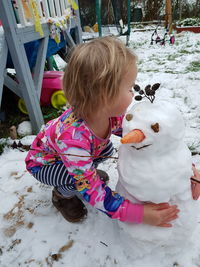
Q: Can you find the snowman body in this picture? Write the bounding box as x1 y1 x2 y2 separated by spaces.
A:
116 100 197 255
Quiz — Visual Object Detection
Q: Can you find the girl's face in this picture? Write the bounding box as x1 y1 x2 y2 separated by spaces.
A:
108 62 137 117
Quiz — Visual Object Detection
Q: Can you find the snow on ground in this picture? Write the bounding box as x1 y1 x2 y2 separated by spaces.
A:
0 28 200 267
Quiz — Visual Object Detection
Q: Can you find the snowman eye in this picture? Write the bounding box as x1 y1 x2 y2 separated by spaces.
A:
125 114 133 121
151 123 159 133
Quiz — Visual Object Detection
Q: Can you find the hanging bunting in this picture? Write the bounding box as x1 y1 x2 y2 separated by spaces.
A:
22 0 32 21
47 0 79 43
64 7 72 19
68 0 78 10
28 0 44 36
49 21 61 44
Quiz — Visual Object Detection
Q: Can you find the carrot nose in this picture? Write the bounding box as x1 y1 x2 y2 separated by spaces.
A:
121 129 145 144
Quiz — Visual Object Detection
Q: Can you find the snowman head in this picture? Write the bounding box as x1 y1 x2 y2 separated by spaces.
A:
121 100 185 153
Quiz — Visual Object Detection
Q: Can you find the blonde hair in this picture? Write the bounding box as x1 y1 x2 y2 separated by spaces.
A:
63 36 137 119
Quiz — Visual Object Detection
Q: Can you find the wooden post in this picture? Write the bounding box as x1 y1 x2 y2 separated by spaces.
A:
179 0 183 20
0 36 8 106
42 0 50 18
48 0 56 17
36 0 44 21
54 0 62 17
16 0 27 26
60 0 66 15
73 0 82 44
166 0 172 31
64 0 68 9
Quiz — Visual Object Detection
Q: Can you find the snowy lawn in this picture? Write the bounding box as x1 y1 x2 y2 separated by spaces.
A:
0 28 200 267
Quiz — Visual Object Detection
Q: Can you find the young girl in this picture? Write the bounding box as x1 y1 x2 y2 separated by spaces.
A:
25 36 199 226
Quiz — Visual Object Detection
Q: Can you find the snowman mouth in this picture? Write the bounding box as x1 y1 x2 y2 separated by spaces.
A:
131 144 152 150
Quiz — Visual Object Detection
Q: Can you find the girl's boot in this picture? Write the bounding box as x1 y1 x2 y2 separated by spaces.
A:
52 188 87 222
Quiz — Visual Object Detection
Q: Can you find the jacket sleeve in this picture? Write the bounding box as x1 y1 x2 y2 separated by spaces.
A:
55 135 144 223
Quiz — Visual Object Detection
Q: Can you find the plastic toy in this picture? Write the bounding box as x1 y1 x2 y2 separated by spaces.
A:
150 25 175 45
18 71 67 114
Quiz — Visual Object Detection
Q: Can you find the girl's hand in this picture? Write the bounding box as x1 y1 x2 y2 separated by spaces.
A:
143 203 179 227
191 165 200 200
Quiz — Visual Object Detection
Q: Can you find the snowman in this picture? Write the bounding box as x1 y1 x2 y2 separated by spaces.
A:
116 84 198 257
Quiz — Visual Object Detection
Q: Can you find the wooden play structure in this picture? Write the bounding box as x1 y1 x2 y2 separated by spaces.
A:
0 0 82 133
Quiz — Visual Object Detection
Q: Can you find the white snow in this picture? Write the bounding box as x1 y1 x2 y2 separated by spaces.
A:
117 100 193 203
17 121 33 137
0 28 200 267
117 100 198 258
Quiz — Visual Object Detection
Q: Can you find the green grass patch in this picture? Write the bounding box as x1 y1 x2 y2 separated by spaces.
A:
130 40 148 49
148 57 166 64
143 69 160 73
186 61 200 72
0 140 7 155
179 49 200 54
164 70 181 74
179 49 191 54
167 54 180 61
42 106 62 122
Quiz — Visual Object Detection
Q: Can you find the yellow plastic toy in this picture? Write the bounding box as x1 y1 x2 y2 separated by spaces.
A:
18 98 28 115
51 90 67 109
